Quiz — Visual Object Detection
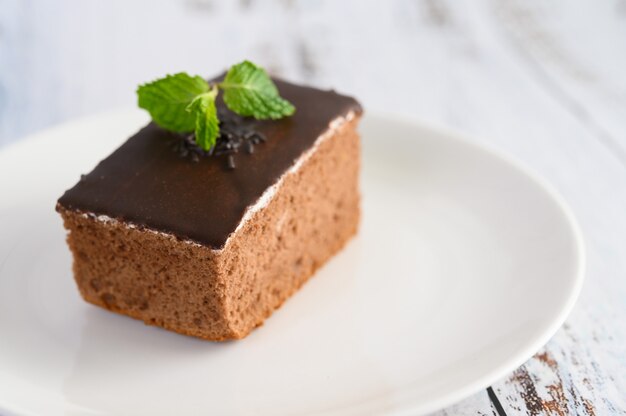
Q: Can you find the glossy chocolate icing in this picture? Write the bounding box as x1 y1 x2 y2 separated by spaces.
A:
57 78 362 248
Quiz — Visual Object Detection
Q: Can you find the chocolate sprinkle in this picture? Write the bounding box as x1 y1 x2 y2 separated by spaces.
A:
172 109 266 169
227 155 235 169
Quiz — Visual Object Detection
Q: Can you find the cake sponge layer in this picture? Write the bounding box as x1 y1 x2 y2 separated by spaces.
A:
57 116 360 340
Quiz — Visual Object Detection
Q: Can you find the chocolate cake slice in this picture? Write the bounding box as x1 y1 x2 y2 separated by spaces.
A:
57 78 362 340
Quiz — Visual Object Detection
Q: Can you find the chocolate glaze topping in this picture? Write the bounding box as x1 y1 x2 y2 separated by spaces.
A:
57 78 362 248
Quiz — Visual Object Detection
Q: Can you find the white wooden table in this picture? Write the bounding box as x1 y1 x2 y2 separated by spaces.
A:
1 0 625 414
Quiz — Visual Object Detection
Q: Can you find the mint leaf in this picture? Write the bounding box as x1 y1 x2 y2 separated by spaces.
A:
219 61 295 120
187 87 219 151
137 73 209 132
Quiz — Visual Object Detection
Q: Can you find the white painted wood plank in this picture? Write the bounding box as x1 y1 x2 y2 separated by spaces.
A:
431 390 497 416
492 0 626 155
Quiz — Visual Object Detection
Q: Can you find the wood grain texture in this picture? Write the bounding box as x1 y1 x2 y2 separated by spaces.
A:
1 0 625 414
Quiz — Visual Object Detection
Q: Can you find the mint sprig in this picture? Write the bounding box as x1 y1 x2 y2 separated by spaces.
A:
136 61 295 151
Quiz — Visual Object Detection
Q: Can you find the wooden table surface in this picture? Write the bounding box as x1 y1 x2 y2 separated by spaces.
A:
1 0 625 414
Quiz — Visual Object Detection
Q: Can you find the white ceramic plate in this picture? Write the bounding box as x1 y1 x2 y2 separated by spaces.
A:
0 111 584 416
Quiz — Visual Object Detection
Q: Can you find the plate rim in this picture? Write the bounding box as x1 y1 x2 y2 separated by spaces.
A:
0 110 586 416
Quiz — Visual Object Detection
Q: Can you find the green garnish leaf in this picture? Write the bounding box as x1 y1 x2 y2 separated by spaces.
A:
187 87 219 151
219 61 295 120
136 61 295 153
137 73 209 132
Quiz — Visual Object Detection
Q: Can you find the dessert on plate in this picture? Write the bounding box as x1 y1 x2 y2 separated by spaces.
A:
56 61 362 340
